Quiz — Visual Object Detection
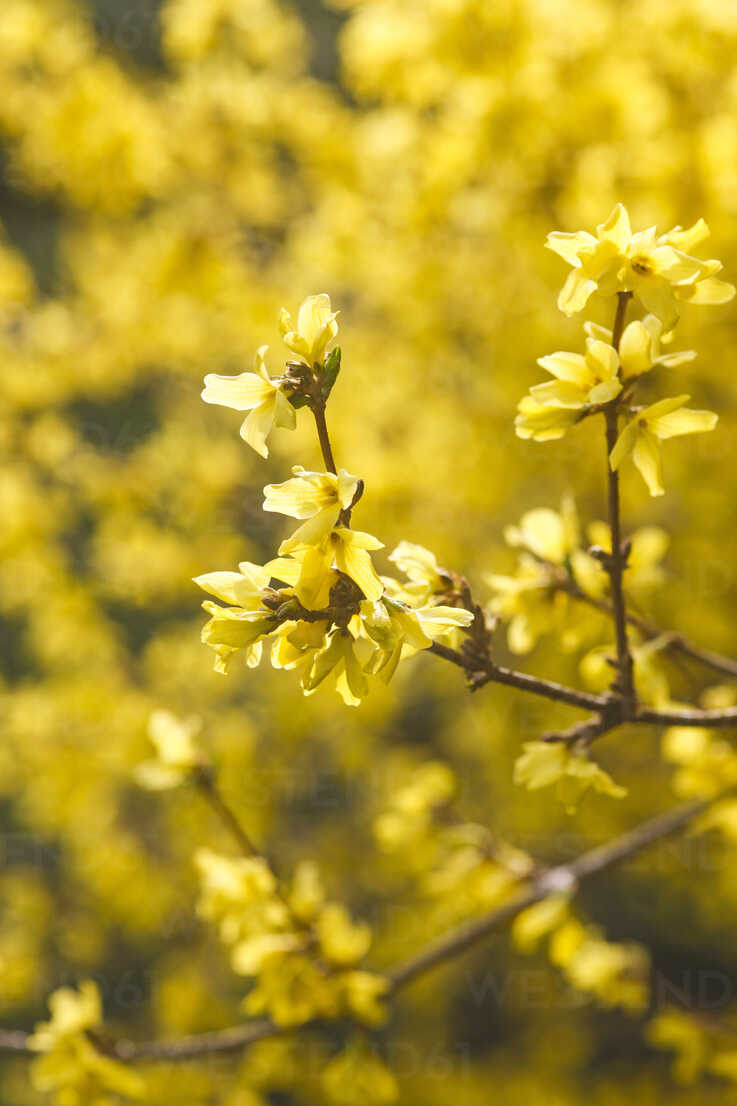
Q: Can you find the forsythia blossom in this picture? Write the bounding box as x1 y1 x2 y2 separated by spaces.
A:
609 395 717 497
194 849 389 1029
202 345 296 458
519 207 727 500
515 337 622 441
514 740 626 811
280 292 339 367
546 203 734 328
135 708 203 789
197 296 473 703
29 981 143 1104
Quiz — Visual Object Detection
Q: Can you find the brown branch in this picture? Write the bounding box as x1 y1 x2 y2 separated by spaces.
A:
636 705 737 729
0 1030 32 1053
312 404 337 475
112 1019 277 1061
385 791 717 988
603 291 635 714
0 793 719 1062
194 768 260 858
428 642 609 712
552 571 737 680
538 712 620 746
430 641 737 734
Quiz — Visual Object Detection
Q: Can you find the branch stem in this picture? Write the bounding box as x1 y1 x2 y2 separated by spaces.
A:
604 291 635 714
386 791 717 988
3 792 722 1061
428 642 608 711
195 770 260 858
312 404 337 475
552 570 737 680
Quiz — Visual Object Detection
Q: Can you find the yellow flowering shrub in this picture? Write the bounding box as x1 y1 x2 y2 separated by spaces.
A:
3 3 737 1106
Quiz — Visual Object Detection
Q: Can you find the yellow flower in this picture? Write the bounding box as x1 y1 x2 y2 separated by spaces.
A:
200 602 276 670
194 848 289 946
503 497 580 565
330 528 384 600
29 981 101 1050
193 560 272 608
547 204 733 328
280 293 339 367
29 981 144 1103
514 741 626 811
584 315 696 378
315 902 371 966
609 395 718 497
280 526 385 605
288 860 325 923
662 726 737 798
513 397 579 442
339 972 391 1028
522 336 622 416
302 628 374 706
244 954 340 1027
265 466 359 548
551 921 649 1012
512 894 571 954
322 1042 398 1106
135 708 203 790
195 560 296 672
647 1009 709 1085
360 597 472 683
386 541 448 601
201 345 296 458
231 932 303 976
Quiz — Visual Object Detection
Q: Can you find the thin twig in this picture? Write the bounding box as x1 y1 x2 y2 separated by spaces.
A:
636 705 737 728
112 1019 277 1061
0 791 715 1061
194 768 260 858
430 641 737 733
555 573 737 679
385 791 717 988
603 291 635 714
312 404 337 475
428 642 608 712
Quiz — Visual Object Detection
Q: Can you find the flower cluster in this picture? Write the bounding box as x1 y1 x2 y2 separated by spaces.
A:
374 761 533 918
512 895 649 1012
197 294 473 704
29 982 143 1106
517 204 732 496
485 496 668 656
194 848 389 1029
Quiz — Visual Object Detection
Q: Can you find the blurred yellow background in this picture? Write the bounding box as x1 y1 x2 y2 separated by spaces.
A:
2 0 737 1102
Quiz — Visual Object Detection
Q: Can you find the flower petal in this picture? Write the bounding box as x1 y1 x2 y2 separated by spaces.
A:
545 230 598 265
335 538 383 601
557 269 596 315
596 204 631 250
634 279 679 330
529 380 586 408
662 219 709 253
618 320 653 377
684 277 736 305
585 338 619 381
648 407 718 440
536 351 589 385
588 378 622 404
202 371 273 411
609 419 640 471
632 428 665 496
241 398 275 458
